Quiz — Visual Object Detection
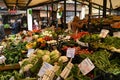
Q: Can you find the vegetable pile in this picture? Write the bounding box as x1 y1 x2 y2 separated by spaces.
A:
0 28 120 80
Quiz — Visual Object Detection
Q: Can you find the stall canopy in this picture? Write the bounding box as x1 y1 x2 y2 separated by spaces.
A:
3 0 30 9
2 0 120 10
3 0 58 10
77 0 120 9
92 0 120 9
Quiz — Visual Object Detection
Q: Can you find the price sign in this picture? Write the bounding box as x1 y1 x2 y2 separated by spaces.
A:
56 76 63 80
78 58 95 75
76 39 89 47
9 76 14 80
37 62 53 77
0 46 3 49
27 49 34 57
0 55 6 64
26 37 33 42
113 32 120 38
23 30 27 35
66 48 75 58
0 46 4 53
99 29 109 38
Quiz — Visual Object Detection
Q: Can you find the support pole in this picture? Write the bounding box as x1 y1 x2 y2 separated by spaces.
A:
88 0 92 32
47 4 49 26
27 9 33 31
63 0 66 29
51 0 54 21
109 0 113 15
75 0 77 16
103 0 107 18
89 0 92 17
99 6 100 18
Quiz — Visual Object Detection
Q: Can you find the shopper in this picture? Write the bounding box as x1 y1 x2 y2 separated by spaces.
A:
33 19 39 30
71 16 82 33
38 18 42 29
0 19 5 41
57 5 64 29
11 19 20 34
71 16 87 33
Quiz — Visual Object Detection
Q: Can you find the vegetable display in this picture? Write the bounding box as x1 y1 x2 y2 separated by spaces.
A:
0 28 120 80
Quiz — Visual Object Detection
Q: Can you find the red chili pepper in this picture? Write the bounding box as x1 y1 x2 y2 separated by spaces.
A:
71 32 89 40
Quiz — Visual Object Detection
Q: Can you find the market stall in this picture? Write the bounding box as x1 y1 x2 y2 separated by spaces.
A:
0 0 120 80
0 27 120 80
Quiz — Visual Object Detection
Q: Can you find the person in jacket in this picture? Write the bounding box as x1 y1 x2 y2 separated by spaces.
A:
0 19 5 41
11 19 20 34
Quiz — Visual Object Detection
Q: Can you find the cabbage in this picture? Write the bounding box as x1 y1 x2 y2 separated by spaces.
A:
43 50 50 55
42 55 50 62
36 49 45 58
50 50 61 62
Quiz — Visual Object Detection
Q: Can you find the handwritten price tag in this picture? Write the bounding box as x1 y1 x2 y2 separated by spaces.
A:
66 48 75 58
27 49 35 57
25 37 32 42
78 58 95 75
37 62 53 77
76 39 89 47
113 32 120 38
99 29 109 38
0 46 4 53
9 76 14 80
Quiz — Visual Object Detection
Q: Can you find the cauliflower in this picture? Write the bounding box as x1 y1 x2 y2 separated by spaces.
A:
58 56 68 63
19 64 33 73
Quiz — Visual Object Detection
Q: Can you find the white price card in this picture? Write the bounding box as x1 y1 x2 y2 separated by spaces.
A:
27 49 35 57
113 32 120 38
76 39 89 47
25 37 32 42
78 58 95 75
0 46 3 49
99 29 109 38
0 55 6 64
37 62 53 77
9 76 14 80
66 48 75 58
0 46 4 53
23 30 27 35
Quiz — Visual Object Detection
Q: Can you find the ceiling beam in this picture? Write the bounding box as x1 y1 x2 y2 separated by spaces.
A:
109 0 113 9
16 0 18 9
25 0 32 9
16 0 32 10
3 0 31 10
3 0 9 9
14 0 32 10
6 3 26 4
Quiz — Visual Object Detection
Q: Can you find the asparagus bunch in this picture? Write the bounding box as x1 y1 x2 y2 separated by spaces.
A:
42 65 60 80
60 61 73 79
